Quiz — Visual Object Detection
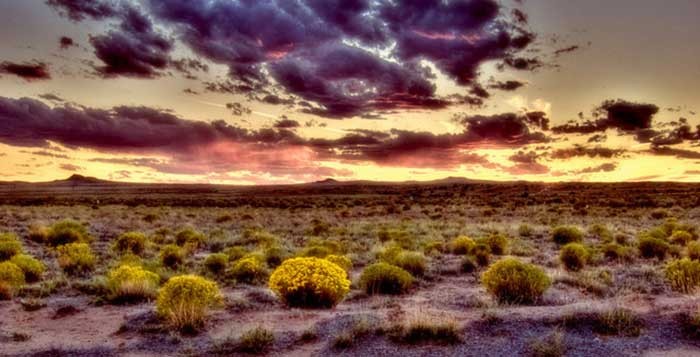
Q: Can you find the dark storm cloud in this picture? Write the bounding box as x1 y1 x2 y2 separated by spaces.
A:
550 146 626 160
142 0 536 118
488 80 525 91
89 7 173 78
274 118 300 129
38 93 65 102
576 163 617 174
170 58 209 79
0 61 51 81
649 146 700 160
46 0 118 21
0 96 299 151
553 99 659 134
553 45 580 56
59 36 76 49
308 112 550 167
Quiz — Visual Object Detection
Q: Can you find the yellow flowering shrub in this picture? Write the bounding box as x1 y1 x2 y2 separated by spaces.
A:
0 261 25 299
325 254 352 272
156 275 222 331
107 264 160 303
268 257 350 308
10 254 45 282
57 243 96 275
229 256 268 284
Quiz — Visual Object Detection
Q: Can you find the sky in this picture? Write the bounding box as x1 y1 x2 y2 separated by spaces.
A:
0 0 699 184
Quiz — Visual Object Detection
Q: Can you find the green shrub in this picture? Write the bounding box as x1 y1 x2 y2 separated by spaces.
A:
601 243 632 262
239 228 278 248
449 236 475 255
665 258 700 293
106 264 160 303
481 234 508 255
559 243 589 271
422 240 445 256
0 261 25 299
679 309 700 339
46 220 91 246
175 228 206 248
393 251 427 276
10 254 45 283
472 243 491 266
113 232 147 255
268 257 350 308
688 241 700 261
589 224 613 242
27 224 49 243
156 275 222 331
299 245 332 258
0 233 22 261
229 256 268 284
551 226 583 245
638 235 670 259
359 262 413 295
160 244 184 269
461 256 477 273
57 243 96 275
529 329 567 357
325 254 352 272
481 258 551 304
594 308 642 336
518 224 534 237
204 253 229 275
263 246 287 268
670 230 694 246
224 246 249 261
236 327 275 354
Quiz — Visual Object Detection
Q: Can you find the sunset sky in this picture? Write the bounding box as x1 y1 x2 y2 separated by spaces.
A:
1 0 699 184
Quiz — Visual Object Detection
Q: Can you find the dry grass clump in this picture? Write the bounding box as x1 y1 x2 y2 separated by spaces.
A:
0 261 25 299
589 224 613 242
239 228 278 247
156 274 222 332
236 327 275 354
46 220 92 246
10 254 45 283
268 257 350 308
665 258 700 293
0 233 23 260
333 317 373 349
359 262 413 295
203 253 229 275
57 243 96 275
594 308 642 336
160 244 184 269
481 258 550 304
528 328 567 357
518 224 534 237
551 226 583 245
106 264 160 303
113 232 147 255
229 256 268 284
559 243 589 271
449 236 475 255
385 313 460 345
